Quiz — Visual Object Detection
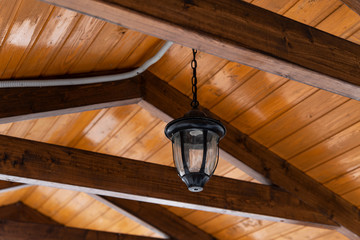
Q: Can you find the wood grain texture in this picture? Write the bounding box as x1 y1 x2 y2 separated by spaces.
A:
102 196 216 240
0 220 163 240
0 202 58 224
0 134 336 228
0 76 142 124
141 71 360 239
40 0 360 100
341 0 360 16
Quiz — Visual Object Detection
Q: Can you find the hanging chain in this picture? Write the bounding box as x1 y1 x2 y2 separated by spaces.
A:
191 49 199 109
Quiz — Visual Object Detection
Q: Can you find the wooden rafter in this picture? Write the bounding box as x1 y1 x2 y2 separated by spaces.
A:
0 180 27 194
0 76 142 124
0 181 211 239
0 134 336 228
40 0 360 100
0 203 162 239
0 71 359 237
0 220 163 240
341 0 360 16
0 202 58 224
141 72 360 239
94 195 216 240
0 203 163 239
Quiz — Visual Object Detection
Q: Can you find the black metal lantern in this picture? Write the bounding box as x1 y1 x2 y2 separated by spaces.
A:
164 49 226 192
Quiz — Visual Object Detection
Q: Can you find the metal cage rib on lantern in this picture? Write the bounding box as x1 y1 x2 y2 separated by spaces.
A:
164 49 226 192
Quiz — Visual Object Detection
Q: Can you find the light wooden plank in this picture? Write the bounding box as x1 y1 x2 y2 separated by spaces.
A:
14 7 79 78
251 90 348 147
42 15 105 76
99 196 214 240
0 0 53 78
40 0 360 100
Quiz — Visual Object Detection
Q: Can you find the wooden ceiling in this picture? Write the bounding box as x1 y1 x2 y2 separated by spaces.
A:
0 0 359 239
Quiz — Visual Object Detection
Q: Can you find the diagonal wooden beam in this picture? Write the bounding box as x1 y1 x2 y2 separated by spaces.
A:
341 0 360 16
0 134 336 229
40 0 360 100
141 72 360 239
0 182 209 240
0 202 163 239
95 195 216 240
0 75 142 124
0 219 163 240
0 180 27 194
0 202 59 224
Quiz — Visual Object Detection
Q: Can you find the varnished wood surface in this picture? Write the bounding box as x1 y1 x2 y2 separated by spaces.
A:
40 0 360 100
0 77 142 124
0 202 57 224
0 0 359 239
0 219 163 240
341 0 360 15
103 197 215 240
0 134 335 227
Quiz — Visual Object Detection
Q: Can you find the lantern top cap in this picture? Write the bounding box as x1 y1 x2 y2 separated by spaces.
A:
164 109 226 140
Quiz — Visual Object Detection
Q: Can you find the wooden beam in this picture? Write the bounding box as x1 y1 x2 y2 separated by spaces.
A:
0 76 142 124
0 180 27 194
97 195 216 240
40 0 360 100
141 72 360 239
0 202 58 224
89 195 170 239
0 219 162 240
0 134 336 228
341 0 360 16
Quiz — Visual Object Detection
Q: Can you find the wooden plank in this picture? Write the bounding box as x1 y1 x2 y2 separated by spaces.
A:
40 0 360 100
341 0 360 16
0 220 163 240
99 196 215 240
140 71 360 239
0 134 336 228
89 195 168 239
0 76 142 124
0 0 53 79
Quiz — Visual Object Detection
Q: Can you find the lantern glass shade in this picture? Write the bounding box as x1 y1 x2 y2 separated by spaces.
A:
172 129 219 177
165 110 226 192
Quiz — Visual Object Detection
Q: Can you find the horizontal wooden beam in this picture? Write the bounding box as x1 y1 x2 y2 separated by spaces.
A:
141 72 360 239
0 134 336 228
99 196 216 240
40 0 360 100
0 76 142 124
0 219 162 240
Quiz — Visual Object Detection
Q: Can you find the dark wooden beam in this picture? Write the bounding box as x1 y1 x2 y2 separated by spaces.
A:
0 180 26 193
0 134 336 228
341 0 360 16
40 0 360 100
141 72 360 239
100 196 216 240
0 76 142 124
0 202 58 224
0 219 162 240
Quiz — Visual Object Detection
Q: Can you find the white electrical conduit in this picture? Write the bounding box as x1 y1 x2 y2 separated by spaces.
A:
0 41 173 88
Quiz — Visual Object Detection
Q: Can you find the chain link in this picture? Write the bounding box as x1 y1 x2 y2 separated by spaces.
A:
191 49 199 109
